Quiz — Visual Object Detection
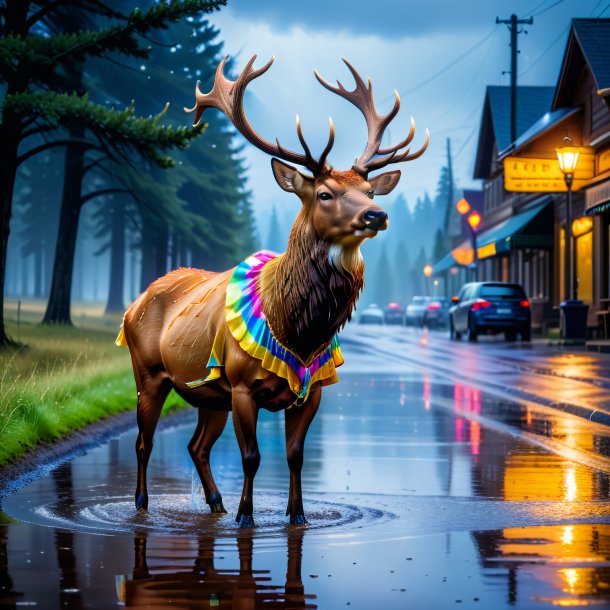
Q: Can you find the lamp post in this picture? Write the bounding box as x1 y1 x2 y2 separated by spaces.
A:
456 198 482 281
556 136 588 339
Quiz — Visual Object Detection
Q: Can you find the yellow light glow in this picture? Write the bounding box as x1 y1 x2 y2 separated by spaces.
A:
572 216 593 238
561 525 574 546
452 246 474 266
456 198 471 215
561 568 579 594
423 264 433 277
477 242 496 260
556 146 580 175
564 467 577 502
468 211 481 231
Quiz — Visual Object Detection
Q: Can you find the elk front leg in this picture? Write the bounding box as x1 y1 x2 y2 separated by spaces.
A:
134 376 171 510
188 408 228 513
284 385 321 525
232 387 260 528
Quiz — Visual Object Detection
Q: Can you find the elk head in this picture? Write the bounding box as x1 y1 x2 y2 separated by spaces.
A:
185 55 429 257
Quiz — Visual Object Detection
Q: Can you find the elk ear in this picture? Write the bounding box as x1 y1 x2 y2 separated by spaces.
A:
271 158 313 194
369 170 401 195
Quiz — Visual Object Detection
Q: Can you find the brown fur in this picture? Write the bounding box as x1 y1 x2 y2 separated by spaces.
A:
257 209 364 365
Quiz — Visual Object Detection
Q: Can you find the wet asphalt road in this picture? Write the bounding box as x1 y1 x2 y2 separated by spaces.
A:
2 325 610 609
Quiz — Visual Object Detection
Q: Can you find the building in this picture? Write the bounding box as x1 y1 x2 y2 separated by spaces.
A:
432 86 554 305
432 18 610 333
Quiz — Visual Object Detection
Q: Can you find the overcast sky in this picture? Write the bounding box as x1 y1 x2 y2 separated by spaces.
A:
202 0 609 220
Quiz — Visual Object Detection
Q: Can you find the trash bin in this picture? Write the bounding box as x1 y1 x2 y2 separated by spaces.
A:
560 299 589 340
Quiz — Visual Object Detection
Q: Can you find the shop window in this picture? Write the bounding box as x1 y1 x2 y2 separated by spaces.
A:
559 228 565 302
576 230 593 304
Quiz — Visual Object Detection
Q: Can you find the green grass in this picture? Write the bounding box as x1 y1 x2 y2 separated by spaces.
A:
0 302 187 465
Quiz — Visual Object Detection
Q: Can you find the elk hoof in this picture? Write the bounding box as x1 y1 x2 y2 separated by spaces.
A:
290 514 308 526
207 492 226 514
238 514 255 528
135 492 148 511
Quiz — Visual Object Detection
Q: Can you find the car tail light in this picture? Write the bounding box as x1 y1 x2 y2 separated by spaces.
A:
427 302 442 311
471 300 492 312
519 299 530 308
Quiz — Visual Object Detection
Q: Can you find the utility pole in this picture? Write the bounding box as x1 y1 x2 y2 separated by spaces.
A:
443 138 454 234
496 14 533 144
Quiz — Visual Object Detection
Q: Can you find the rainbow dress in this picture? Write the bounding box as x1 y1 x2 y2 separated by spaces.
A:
186 251 344 407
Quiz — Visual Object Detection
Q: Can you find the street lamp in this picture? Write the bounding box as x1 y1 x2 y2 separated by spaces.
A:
467 211 481 281
555 136 580 301
423 264 432 296
556 136 588 339
456 198 482 281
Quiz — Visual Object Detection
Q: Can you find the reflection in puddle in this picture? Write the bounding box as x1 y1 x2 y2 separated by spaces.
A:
116 529 315 609
4 373 610 608
476 524 610 607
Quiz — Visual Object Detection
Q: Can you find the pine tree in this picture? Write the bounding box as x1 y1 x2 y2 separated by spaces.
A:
0 0 226 339
394 240 411 306
372 245 393 307
266 205 285 253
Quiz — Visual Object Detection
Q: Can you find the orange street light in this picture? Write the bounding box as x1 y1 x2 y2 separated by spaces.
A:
467 210 481 231
423 264 433 278
456 198 471 216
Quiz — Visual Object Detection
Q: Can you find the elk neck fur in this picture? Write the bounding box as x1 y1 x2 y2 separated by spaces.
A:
256 209 364 365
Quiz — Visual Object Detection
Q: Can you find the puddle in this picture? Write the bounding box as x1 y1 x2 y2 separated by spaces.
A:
3 368 610 608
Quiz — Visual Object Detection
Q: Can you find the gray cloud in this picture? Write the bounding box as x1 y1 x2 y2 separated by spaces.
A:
227 0 516 38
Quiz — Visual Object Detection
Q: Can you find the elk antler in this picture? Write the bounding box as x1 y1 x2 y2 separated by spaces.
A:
185 55 335 175
314 58 429 176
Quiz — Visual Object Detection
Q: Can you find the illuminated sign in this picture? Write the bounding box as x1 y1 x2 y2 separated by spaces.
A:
503 154 595 192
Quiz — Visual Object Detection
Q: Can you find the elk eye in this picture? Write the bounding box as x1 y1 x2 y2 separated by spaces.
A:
366 190 375 199
318 192 333 201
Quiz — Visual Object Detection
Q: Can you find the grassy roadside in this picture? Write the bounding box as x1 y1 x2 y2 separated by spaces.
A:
1 301 187 465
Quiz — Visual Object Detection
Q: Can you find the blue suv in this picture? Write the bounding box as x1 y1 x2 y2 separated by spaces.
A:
449 282 531 342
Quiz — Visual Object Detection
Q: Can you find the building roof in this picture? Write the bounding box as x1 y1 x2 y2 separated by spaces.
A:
554 19 610 109
473 86 554 179
497 106 580 159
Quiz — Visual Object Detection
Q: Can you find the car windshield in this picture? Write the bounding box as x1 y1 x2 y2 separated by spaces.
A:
480 285 525 298
411 297 426 304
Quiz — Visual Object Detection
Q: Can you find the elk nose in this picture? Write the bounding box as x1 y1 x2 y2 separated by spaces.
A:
362 210 388 230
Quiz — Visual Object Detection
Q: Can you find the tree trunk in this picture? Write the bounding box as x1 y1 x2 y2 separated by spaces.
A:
0 115 22 344
34 247 43 298
155 223 168 278
140 215 158 291
0 0 29 345
105 199 126 314
42 137 85 324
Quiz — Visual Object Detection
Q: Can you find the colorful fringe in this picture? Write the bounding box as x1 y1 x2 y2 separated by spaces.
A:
224 251 343 406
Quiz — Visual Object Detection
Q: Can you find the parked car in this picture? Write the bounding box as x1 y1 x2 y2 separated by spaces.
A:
405 296 430 326
422 296 450 328
384 302 405 325
449 282 531 342
359 303 384 325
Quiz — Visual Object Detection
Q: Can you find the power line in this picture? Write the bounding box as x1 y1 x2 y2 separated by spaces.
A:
518 25 568 77
401 27 498 96
529 0 565 17
431 28 499 126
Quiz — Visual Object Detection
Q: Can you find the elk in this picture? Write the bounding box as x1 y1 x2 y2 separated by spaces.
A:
117 55 428 527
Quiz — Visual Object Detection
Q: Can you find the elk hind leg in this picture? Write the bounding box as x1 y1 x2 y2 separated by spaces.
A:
135 376 171 510
188 408 228 513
